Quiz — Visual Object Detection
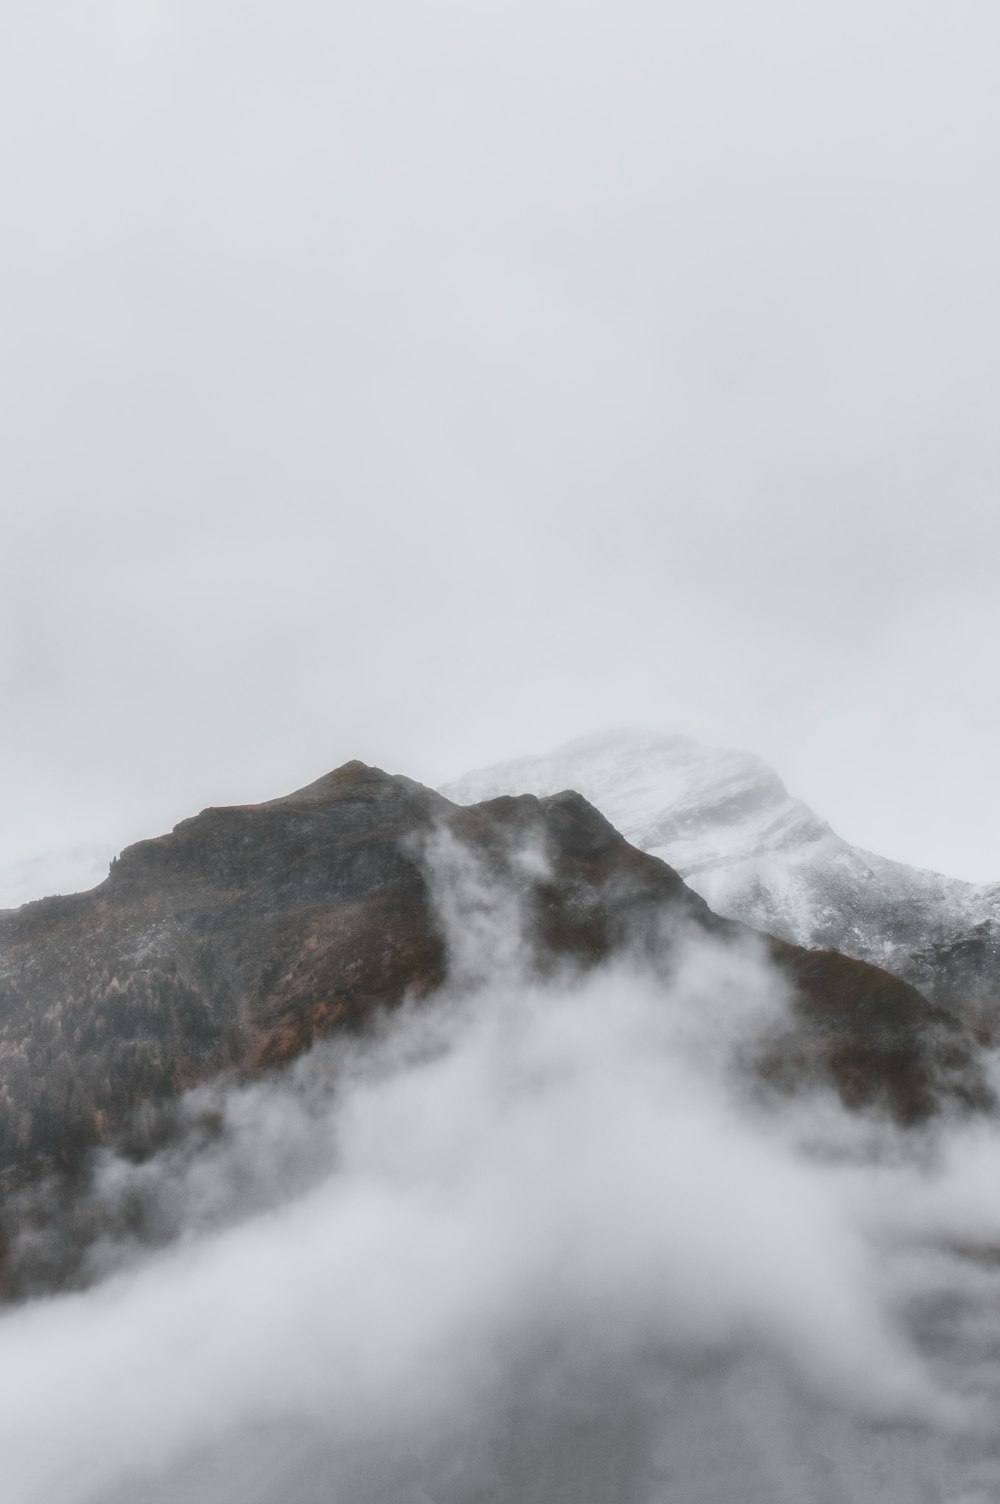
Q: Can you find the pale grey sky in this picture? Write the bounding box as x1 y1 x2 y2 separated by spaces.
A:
1 0 998 879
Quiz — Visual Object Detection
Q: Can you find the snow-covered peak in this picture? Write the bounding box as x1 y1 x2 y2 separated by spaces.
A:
444 727 828 873
441 730 998 994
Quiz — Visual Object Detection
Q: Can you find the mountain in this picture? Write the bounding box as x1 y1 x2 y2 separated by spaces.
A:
442 730 1000 1027
0 759 983 1200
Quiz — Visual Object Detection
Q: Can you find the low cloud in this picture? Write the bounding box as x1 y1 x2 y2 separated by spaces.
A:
2 835 1000 1502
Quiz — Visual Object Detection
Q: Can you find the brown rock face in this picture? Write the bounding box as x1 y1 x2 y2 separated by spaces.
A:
0 762 988 1190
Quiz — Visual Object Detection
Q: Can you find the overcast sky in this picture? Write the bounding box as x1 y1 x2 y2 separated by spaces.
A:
1 0 998 880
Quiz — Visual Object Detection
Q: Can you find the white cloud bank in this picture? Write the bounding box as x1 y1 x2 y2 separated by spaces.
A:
2 836 1000 1502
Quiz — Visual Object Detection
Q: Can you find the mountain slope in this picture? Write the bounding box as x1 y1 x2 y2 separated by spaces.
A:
0 757 984 1214
442 730 1000 1022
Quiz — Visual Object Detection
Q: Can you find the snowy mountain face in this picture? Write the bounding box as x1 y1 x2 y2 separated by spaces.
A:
0 844 116 911
442 731 1000 1021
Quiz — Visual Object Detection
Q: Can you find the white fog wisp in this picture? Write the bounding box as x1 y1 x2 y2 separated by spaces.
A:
0 837 999 1502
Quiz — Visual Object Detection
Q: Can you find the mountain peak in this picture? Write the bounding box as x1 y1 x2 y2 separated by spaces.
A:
443 729 1000 1024
442 728 825 877
268 759 403 807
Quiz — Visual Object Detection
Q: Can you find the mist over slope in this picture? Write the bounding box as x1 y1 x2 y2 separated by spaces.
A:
443 729 1000 1024
3 827 1000 1503
0 757 984 1276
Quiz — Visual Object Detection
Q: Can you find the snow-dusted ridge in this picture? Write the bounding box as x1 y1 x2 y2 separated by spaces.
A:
442 730 1000 1007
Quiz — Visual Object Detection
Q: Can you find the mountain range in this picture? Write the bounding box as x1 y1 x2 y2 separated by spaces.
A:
0 755 989 1295
10 731 997 1036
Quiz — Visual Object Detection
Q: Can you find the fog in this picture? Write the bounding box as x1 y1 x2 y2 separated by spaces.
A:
1 1 999 879
3 832 1000 1502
